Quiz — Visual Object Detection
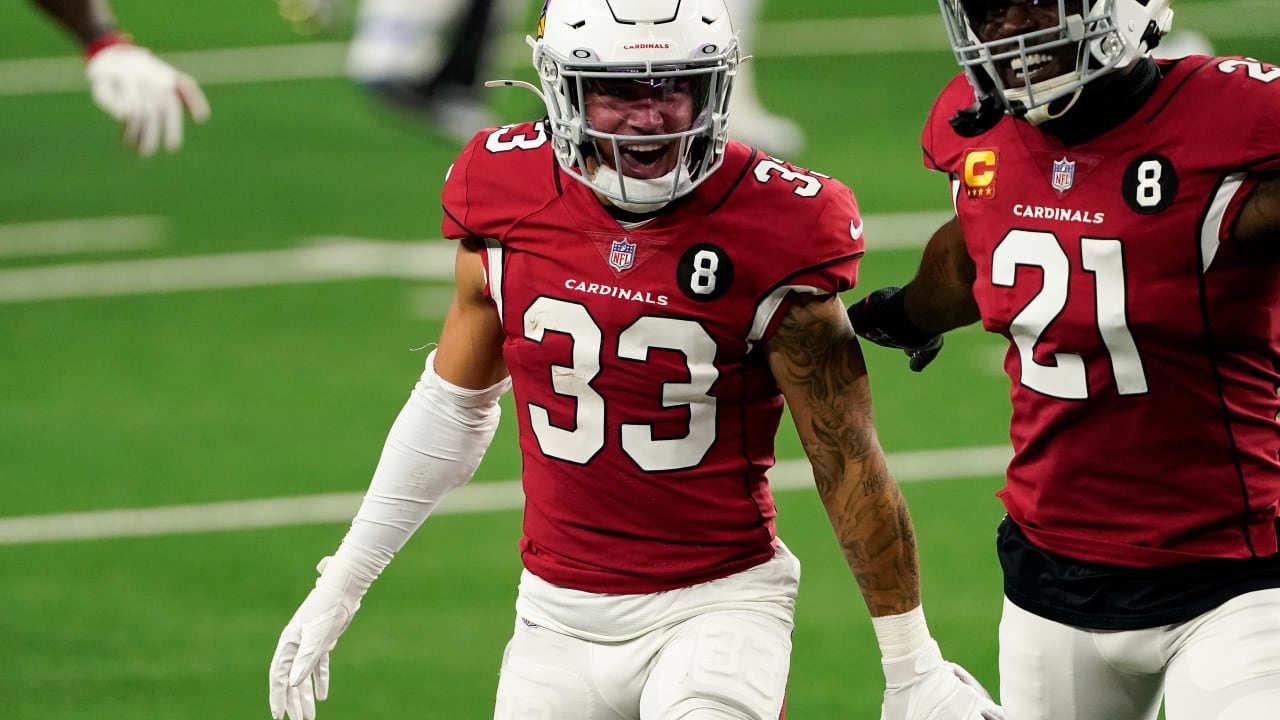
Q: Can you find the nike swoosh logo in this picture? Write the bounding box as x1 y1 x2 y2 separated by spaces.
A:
850 219 864 241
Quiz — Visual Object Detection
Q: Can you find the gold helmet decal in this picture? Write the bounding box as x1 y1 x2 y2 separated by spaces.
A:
537 0 550 39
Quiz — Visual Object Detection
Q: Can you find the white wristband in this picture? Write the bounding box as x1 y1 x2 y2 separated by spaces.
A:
871 605 932 661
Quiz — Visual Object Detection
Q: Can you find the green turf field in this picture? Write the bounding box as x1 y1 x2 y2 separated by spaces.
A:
1 1 1274 717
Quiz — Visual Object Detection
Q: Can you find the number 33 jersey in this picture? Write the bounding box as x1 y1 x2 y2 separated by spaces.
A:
923 56 1280 568
442 123 864 594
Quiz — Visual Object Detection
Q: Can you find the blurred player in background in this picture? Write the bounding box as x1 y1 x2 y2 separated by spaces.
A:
724 0 805 156
267 1 1004 719
342 0 519 139
279 0 521 140
279 0 806 155
849 0 1280 718
30 0 210 156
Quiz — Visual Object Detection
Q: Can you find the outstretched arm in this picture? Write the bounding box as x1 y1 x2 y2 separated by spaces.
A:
903 216 981 334
268 243 509 720
768 295 1003 720
848 216 980 372
768 294 917 615
30 0 210 156
29 0 116 44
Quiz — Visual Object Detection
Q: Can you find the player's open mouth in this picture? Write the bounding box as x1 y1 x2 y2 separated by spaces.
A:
618 141 673 178
1007 52 1061 84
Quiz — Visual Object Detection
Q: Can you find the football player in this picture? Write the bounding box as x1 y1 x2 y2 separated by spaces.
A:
31 0 210 156
344 0 519 140
266 1 1004 719
849 1 1280 718
278 0 519 141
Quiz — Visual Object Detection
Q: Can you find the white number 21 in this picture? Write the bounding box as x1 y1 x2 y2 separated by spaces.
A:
992 230 1148 400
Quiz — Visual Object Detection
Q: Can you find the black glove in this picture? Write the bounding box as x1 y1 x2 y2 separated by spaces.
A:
848 286 944 372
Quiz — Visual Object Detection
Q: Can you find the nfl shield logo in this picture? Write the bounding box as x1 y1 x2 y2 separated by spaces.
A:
1051 157 1076 192
608 238 636 272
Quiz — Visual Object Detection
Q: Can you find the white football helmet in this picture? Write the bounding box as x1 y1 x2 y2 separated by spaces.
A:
529 0 738 209
938 0 1173 132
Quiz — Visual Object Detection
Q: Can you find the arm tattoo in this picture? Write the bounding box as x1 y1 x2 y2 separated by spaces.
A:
771 299 921 615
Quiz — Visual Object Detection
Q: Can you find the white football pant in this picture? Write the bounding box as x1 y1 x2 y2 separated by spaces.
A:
722 0 805 156
998 588 1280 720
346 0 526 83
494 542 800 719
346 0 465 82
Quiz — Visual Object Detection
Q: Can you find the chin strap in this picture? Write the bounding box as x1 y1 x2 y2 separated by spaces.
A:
590 163 694 213
1021 88 1084 125
1005 69 1085 126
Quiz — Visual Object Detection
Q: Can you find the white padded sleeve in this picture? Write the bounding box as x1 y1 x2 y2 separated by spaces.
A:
328 349 511 587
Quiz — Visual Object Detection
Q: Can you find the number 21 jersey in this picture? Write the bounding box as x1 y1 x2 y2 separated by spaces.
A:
923 56 1280 568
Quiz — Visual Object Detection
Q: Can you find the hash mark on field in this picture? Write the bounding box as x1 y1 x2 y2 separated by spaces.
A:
0 216 165 258
0 445 1011 545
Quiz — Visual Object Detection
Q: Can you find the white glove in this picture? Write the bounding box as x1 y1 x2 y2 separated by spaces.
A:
84 41 210 157
881 639 1005 720
268 556 371 720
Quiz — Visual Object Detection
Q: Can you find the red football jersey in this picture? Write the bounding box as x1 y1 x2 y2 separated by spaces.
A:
443 123 864 593
923 56 1280 567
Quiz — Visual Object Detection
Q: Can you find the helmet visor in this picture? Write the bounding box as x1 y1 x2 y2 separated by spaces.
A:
580 77 707 134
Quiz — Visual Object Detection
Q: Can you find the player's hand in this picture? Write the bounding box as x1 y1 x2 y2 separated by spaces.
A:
268 557 364 720
85 41 210 157
848 286 944 372
881 639 1005 720
902 335 943 373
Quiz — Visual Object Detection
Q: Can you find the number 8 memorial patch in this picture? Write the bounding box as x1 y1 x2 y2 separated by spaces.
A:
678 243 734 302
1123 153 1178 214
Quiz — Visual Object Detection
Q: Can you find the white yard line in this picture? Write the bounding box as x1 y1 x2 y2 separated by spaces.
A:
0 216 166 258
864 210 954 247
0 237 455 302
0 445 1011 545
0 211 951 303
0 42 349 96
1 6 1273 96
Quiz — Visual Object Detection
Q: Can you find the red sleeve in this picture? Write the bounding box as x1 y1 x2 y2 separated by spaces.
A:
922 73 981 175
440 122 560 243
1212 56 1280 241
758 176 865 341
787 179 863 294
440 130 489 241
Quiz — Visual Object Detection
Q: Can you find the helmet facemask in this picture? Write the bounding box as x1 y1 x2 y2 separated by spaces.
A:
531 0 738 211
939 0 1173 126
